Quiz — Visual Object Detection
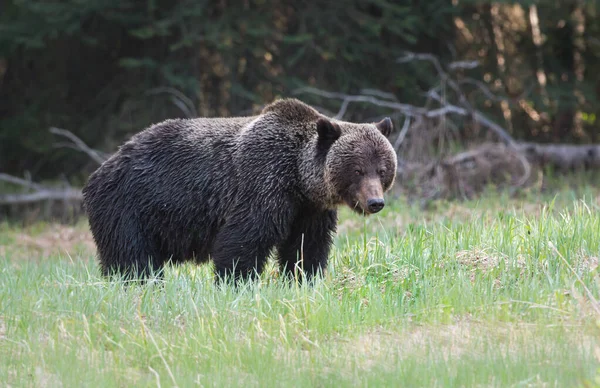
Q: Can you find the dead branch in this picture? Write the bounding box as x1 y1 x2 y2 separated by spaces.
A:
0 128 106 206
334 99 351 120
0 173 44 191
359 88 398 101
393 116 412 150
397 52 448 77
49 127 108 165
295 87 423 117
397 52 479 72
294 87 467 119
401 52 477 115
297 49 518 147
0 189 82 205
448 60 480 71
426 90 515 146
294 87 425 116
458 78 506 102
296 85 514 147
147 86 198 118
399 51 519 146
0 173 83 205
2 127 107 207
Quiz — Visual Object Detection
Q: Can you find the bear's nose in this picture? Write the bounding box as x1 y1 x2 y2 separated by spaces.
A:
367 198 385 213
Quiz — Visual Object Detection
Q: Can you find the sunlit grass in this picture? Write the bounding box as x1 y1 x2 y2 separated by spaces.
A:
1 186 600 386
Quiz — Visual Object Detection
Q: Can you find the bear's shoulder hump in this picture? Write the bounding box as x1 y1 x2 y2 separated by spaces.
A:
261 98 321 123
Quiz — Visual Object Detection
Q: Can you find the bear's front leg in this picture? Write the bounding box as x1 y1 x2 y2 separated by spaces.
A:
210 205 295 284
277 209 337 282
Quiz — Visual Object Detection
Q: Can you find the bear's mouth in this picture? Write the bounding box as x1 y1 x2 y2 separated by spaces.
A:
346 199 373 216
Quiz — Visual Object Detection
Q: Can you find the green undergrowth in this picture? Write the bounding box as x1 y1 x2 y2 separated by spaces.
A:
1 186 600 386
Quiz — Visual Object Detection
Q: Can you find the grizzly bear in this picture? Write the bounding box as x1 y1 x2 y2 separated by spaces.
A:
82 98 397 283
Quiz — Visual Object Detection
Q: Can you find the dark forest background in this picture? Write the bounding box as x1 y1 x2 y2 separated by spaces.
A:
2 0 600 201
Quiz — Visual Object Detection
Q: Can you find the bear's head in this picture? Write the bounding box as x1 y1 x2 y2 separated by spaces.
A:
317 117 397 215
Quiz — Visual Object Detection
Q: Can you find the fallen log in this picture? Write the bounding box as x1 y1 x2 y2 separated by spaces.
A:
517 142 600 171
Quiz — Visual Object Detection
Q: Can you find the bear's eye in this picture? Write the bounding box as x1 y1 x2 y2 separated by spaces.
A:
355 169 363 176
378 170 386 177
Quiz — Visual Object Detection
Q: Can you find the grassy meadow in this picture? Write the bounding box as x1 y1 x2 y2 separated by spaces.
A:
1 183 600 387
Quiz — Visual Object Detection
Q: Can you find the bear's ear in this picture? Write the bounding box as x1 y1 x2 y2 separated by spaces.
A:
316 118 341 148
375 117 393 137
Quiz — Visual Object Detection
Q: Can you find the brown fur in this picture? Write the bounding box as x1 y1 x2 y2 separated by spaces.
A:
82 98 397 283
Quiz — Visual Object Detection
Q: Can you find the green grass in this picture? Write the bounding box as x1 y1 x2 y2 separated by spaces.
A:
2 187 600 387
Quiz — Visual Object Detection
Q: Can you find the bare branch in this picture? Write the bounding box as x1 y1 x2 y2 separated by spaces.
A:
0 173 44 191
0 189 82 205
426 104 467 117
169 97 195 118
359 88 398 101
458 78 506 102
299 50 519 149
0 172 83 205
402 52 528 147
427 90 515 146
393 116 412 150
294 87 420 114
472 112 515 146
513 148 532 187
49 127 108 165
296 85 514 146
399 52 476 114
294 87 457 118
397 52 446 78
458 79 535 105
147 87 198 118
448 60 480 71
334 99 351 120
399 51 479 72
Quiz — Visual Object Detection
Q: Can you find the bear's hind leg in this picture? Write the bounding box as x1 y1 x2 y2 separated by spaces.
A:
96 216 165 283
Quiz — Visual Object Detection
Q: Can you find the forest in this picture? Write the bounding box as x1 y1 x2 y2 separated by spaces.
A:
1 2 598 167
4 2 600 386
2 0 600 213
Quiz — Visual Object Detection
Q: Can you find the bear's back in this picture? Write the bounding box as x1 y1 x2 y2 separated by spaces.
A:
84 115 256 211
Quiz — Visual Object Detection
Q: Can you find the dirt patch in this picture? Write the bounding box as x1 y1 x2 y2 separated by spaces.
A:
1 224 95 260
456 248 527 285
457 248 526 272
335 320 597 372
456 248 502 272
348 323 475 370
